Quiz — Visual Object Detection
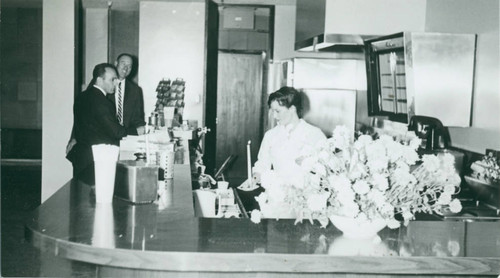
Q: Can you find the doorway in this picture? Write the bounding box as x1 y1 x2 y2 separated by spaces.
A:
204 2 274 185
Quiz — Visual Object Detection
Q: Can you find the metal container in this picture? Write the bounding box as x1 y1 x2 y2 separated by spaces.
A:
114 160 159 204
464 175 500 208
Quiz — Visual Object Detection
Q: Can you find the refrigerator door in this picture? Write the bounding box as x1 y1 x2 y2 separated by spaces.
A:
290 58 360 137
292 58 359 90
301 89 356 137
407 32 476 127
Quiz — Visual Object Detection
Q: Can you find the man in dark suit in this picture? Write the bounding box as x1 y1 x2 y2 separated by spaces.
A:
68 63 136 184
66 54 146 163
108 53 146 135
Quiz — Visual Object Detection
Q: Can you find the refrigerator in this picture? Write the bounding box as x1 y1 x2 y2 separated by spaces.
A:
273 58 365 137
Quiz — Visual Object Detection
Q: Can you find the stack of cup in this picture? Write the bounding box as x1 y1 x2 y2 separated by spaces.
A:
156 150 175 179
92 203 116 248
218 181 229 190
92 144 120 204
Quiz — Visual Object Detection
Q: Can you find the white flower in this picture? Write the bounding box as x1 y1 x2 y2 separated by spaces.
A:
318 150 330 161
409 136 422 150
313 162 327 176
367 189 386 206
387 218 400 229
255 192 268 205
380 202 395 215
301 156 317 171
307 192 330 212
440 153 456 171
392 168 417 186
366 141 387 161
448 173 461 186
250 210 262 223
443 183 456 195
339 200 359 218
448 199 462 213
422 155 441 172
371 173 389 191
437 193 452 205
402 209 414 221
367 158 389 174
348 162 366 180
330 126 351 150
260 171 279 189
329 174 351 189
353 180 370 195
266 184 287 203
402 147 419 165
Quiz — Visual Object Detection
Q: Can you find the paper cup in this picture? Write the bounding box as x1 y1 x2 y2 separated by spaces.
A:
92 144 119 204
92 203 115 248
218 181 229 190
156 151 175 179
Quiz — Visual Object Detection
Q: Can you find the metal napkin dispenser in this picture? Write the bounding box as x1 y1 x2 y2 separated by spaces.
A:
114 160 159 204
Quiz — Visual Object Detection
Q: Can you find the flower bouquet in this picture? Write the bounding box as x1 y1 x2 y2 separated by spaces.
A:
252 126 462 235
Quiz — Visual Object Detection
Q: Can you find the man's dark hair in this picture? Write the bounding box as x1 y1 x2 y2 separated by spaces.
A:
268 86 304 118
87 63 116 89
116 53 134 63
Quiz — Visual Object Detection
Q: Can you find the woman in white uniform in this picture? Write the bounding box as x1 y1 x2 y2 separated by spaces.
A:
252 87 327 218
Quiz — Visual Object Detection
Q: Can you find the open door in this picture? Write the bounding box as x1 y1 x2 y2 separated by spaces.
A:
215 51 265 184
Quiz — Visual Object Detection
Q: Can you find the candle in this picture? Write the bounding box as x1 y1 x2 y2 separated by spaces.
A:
247 140 252 186
145 125 150 165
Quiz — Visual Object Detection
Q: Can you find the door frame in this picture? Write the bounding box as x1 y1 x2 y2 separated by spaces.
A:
204 1 273 176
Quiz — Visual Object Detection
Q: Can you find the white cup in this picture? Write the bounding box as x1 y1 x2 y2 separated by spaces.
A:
92 144 119 204
92 203 115 248
218 181 229 190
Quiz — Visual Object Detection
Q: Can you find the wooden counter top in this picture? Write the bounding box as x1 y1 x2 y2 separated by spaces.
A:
25 164 500 276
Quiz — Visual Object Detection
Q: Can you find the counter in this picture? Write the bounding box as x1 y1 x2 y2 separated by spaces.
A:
25 164 500 277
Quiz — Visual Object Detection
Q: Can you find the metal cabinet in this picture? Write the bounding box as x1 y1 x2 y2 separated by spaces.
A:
365 32 476 126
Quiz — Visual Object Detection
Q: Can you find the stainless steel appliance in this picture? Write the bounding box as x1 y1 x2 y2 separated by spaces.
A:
283 58 363 136
114 160 159 204
364 32 476 126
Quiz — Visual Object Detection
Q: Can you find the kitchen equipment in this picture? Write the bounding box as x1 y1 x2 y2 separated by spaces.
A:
114 160 159 204
464 175 500 209
284 58 359 137
436 197 500 222
364 32 476 126
408 116 450 151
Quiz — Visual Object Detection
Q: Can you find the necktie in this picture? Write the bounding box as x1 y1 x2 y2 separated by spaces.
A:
117 82 123 125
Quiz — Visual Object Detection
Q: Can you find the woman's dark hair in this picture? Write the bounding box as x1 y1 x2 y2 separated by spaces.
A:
268 86 303 118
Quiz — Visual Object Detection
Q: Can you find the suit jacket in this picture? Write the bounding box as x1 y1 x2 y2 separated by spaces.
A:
68 86 134 177
108 79 146 135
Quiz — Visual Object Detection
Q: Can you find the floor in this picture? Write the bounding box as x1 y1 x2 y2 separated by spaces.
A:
1 165 95 277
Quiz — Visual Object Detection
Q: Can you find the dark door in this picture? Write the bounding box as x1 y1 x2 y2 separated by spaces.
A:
215 51 264 184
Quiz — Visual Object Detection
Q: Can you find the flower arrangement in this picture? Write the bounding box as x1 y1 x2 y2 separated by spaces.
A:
252 126 462 229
